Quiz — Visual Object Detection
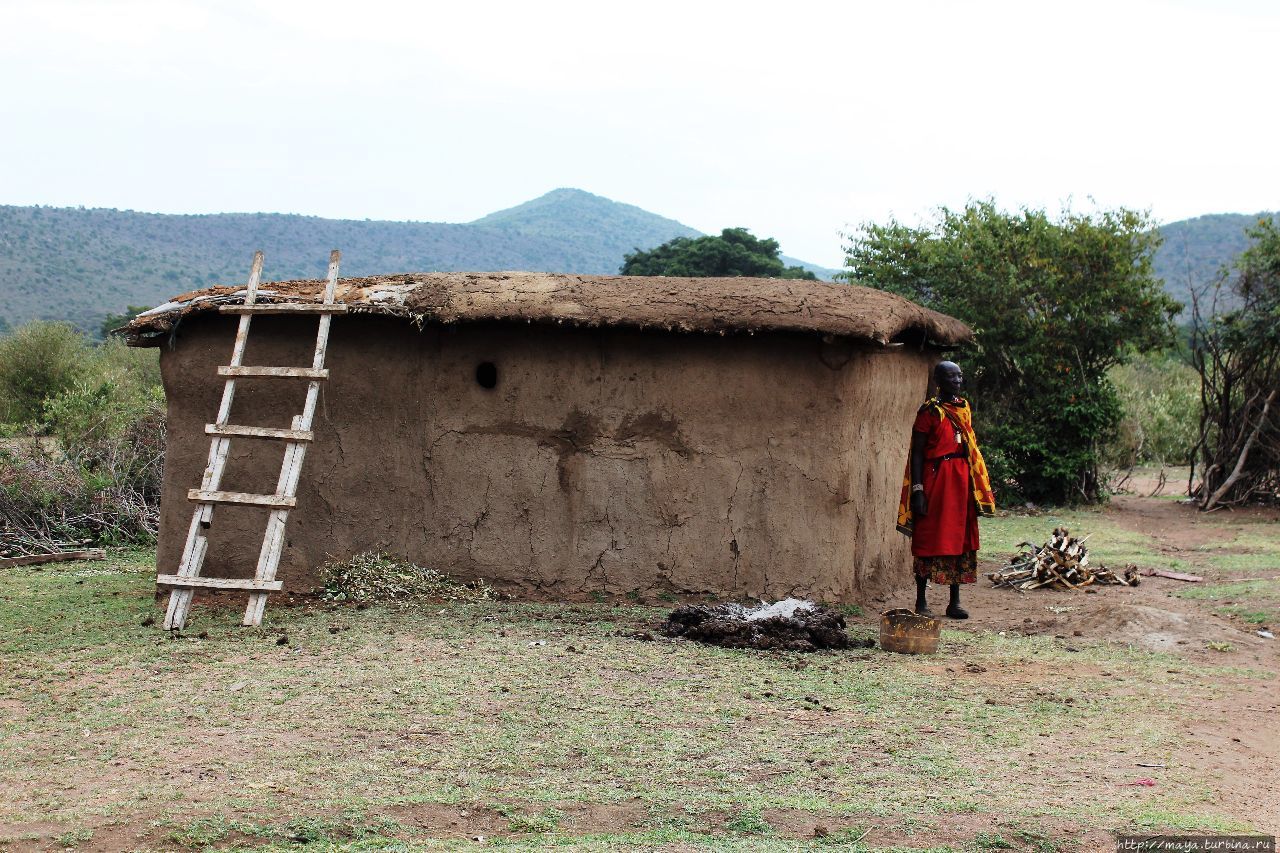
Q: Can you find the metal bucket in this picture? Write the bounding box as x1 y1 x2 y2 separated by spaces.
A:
879 608 941 654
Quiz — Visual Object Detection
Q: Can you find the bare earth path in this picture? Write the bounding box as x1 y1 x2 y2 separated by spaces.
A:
0 494 1276 851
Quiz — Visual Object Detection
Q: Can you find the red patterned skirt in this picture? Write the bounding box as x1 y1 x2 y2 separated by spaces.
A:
913 551 978 585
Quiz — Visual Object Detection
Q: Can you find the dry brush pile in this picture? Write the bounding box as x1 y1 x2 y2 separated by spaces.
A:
318 551 495 606
0 404 166 551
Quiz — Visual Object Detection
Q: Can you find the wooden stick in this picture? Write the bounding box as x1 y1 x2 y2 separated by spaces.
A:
157 574 284 591
220 303 348 315
217 366 329 379
0 549 106 569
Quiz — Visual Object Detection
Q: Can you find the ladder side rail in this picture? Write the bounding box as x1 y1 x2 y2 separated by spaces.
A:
320 249 340 305
244 251 339 626
165 531 208 629
164 514 208 629
244 417 308 625
309 249 340 375
165 251 266 630
215 249 265 421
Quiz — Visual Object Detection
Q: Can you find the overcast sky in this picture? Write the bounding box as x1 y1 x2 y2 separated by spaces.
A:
2 0 1276 267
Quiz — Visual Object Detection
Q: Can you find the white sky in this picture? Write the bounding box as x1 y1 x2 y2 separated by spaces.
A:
1 0 1276 268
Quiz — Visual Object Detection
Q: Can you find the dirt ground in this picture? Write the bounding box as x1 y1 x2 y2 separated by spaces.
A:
818 485 1278 850
1 492 1277 852
879 494 1280 837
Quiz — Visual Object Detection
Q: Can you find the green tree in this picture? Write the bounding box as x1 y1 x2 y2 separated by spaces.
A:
621 228 817 279
99 305 152 340
842 201 1179 504
1190 218 1280 509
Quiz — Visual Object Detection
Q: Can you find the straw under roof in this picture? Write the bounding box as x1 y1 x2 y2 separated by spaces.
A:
122 271 972 347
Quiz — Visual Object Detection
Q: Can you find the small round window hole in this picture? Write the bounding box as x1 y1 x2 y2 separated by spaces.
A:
475 361 498 389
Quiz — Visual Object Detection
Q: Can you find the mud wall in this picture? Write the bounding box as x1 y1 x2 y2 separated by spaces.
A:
156 315 935 601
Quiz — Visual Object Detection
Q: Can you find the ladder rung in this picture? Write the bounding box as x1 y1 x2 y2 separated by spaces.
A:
206 424 314 442
218 366 329 380
157 574 284 591
188 489 297 508
220 303 348 315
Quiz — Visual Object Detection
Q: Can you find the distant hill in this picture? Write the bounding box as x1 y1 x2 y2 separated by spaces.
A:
1154 212 1277 310
0 191 1269 334
473 188 701 261
0 189 838 334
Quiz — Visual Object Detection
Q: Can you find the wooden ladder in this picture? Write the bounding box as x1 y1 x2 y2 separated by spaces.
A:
161 250 347 629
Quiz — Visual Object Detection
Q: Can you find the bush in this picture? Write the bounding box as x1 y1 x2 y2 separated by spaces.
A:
621 227 818 279
0 322 90 424
1105 352 1199 468
1190 218 1280 508
0 323 165 549
44 368 164 452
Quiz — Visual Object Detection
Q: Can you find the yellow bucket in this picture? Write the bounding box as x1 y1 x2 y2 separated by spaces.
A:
879 608 941 654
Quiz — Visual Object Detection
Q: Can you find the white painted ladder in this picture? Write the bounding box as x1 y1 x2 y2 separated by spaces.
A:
161 250 347 629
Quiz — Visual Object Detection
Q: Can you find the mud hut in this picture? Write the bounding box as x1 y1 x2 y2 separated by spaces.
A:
124 272 971 602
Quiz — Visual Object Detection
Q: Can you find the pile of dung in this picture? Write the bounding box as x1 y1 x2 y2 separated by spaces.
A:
662 598 850 652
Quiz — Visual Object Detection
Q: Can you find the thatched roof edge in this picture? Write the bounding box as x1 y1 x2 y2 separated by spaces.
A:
121 271 972 347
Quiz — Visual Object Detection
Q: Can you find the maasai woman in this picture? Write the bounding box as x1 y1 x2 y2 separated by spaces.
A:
896 361 996 618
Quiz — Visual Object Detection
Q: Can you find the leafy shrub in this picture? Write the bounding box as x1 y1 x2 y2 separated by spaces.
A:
1105 352 1199 468
0 322 89 424
622 227 818 279
0 324 165 548
319 551 494 605
44 370 164 452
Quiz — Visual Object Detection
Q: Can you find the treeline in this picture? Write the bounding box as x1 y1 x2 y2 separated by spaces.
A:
2 206 1274 548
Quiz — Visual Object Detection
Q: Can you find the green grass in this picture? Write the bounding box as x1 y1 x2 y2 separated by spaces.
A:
1176 535 1280 627
1178 580 1273 600
0 532 1273 849
1192 527 1280 575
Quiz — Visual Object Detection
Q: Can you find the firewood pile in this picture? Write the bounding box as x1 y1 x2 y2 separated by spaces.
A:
988 527 1139 591
662 598 853 652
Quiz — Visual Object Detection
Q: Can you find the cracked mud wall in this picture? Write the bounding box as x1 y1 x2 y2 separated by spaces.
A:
156 315 935 601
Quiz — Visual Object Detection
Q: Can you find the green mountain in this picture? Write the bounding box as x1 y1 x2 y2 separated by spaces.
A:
0 189 837 334
1154 212 1276 310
